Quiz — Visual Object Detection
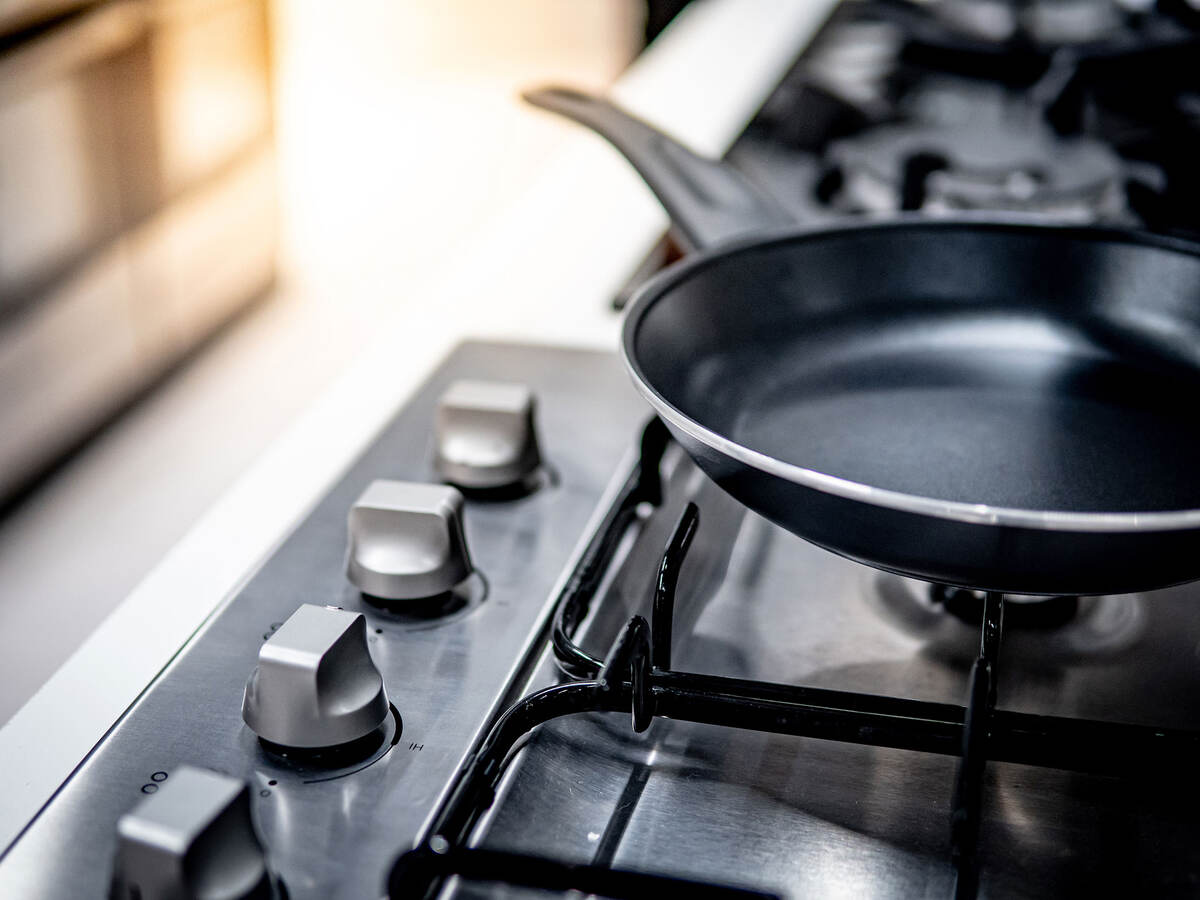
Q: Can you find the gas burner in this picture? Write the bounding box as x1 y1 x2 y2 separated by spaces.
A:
867 572 1147 663
826 117 1127 218
923 0 1127 47
930 584 1079 628
883 0 1150 84
866 0 1200 102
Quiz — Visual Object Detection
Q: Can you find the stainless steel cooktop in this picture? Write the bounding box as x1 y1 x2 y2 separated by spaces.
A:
3 340 1197 899
0 342 648 898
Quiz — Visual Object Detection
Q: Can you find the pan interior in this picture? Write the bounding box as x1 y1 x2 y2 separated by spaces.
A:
631 227 1200 515
721 314 1200 512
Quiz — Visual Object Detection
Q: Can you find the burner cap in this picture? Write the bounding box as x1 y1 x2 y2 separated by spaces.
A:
865 572 1147 663
929 584 1079 628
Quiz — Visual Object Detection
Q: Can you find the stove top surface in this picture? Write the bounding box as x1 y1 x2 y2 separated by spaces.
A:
4 340 1198 900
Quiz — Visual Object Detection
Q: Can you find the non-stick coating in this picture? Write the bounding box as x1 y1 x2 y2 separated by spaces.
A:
626 222 1200 594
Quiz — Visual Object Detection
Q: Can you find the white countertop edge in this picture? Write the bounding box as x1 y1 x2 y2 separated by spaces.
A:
0 0 836 854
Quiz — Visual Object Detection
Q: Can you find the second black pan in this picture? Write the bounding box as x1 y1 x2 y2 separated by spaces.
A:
527 87 1200 596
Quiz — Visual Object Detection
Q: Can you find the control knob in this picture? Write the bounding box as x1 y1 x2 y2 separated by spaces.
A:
241 604 388 750
434 379 541 489
345 480 472 601
111 765 272 900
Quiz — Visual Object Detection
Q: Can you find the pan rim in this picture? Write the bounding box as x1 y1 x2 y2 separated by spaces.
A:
621 217 1200 534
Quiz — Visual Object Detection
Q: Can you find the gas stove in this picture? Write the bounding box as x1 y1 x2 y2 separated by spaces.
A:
4 1 1200 898
5 338 1198 899
731 0 1200 230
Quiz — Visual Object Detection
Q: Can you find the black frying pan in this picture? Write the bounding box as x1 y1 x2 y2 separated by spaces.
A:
526 87 1200 596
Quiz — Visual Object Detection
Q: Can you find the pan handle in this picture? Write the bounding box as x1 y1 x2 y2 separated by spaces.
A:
523 86 796 252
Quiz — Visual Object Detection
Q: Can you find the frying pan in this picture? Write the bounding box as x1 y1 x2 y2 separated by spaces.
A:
526 87 1200 596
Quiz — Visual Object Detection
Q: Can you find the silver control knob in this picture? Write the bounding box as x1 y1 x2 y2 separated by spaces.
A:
241 604 388 748
345 480 472 600
434 380 541 489
111 765 271 900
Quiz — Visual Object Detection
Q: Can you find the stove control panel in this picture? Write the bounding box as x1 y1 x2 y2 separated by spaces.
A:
345 480 472 601
0 343 645 899
111 766 273 900
241 605 389 751
434 379 542 490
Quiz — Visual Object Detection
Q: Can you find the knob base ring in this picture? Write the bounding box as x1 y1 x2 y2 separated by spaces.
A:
257 724 387 767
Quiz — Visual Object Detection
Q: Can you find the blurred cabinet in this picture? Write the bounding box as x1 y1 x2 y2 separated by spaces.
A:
0 0 275 500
